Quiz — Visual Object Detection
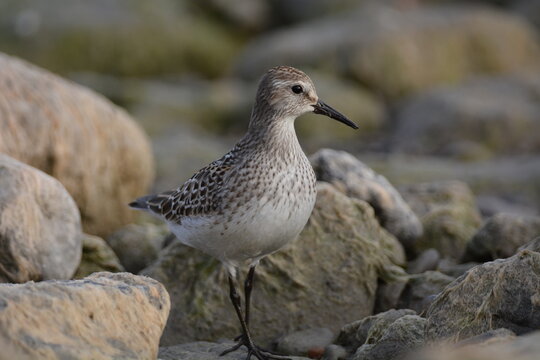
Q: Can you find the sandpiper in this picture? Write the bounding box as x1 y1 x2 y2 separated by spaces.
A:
130 66 358 360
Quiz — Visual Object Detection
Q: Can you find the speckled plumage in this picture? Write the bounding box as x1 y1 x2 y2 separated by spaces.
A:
129 66 357 360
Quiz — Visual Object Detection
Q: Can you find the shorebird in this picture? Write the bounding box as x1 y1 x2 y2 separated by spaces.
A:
129 66 358 360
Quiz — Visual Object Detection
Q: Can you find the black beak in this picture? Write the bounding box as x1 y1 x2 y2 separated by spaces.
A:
312 100 358 129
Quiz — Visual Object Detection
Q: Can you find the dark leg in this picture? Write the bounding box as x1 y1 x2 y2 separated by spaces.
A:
244 265 256 327
220 270 291 360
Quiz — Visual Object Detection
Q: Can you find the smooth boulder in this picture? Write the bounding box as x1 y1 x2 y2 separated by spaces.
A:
311 149 422 252
463 213 540 262
0 154 81 283
401 181 482 260
0 53 154 236
0 272 170 359
143 182 405 345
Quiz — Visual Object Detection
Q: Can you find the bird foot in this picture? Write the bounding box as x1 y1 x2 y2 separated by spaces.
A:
220 336 291 360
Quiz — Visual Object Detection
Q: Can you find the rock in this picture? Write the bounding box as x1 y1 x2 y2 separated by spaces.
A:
274 327 335 357
361 154 540 220
518 237 540 253
74 234 124 279
106 223 170 273
456 328 516 347
351 315 427 360
0 52 154 236
476 195 539 218
436 259 479 278
235 4 540 97
322 344 348 360
413 329 540 360
393 74 540 158
158 341 310 360
425 250 540 341
336 309 416 353
311 149 423 252
401 181 482 260
143 182 406 345
0 154 81 283
0 272 170 359
407 249 440 274
397 271 455 314
463 213 540 262
373 266 410 313
0 1 241 78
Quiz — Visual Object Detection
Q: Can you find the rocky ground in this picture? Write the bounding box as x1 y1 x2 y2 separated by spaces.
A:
0 0 540 359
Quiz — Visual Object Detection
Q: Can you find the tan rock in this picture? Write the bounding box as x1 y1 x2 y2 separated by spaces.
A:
0 154 81 283
144 182 405 345
0 272 170 360
0 52 154 236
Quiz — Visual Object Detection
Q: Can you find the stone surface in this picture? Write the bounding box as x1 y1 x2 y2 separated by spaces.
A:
311 149 423 252
393 74 540 158
274 327 335 357
74 234 124 279
158 341 309 360
106 223 169 273
413 329 540 360
0 1 241 78
336 309 416 353
352 315 427 360
235 4 540 97
425 250 540 341
143 182 405 345
0 52 154 236
0 154 81 283
397 271 455 314
518 237 540 253
322 344 348 360
463 213 540 262
0 272 170 359
407 249 440 274
401 181 482 260
436 259 479 278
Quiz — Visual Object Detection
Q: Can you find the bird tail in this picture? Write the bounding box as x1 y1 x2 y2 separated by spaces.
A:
128 195 156 210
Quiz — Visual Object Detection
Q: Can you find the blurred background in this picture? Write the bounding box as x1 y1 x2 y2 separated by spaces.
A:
1 0 539 217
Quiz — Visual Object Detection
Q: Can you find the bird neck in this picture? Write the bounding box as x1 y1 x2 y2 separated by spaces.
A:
243 105 303 157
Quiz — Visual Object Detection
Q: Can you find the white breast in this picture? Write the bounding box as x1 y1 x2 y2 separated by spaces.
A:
169 156 317 268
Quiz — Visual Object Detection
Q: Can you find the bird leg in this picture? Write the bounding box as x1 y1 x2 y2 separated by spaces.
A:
220 268 291 360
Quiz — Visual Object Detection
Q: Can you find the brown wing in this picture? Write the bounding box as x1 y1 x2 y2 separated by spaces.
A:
143 152 237 223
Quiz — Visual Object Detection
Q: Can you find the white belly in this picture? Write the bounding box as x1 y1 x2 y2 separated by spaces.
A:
168 184 316 268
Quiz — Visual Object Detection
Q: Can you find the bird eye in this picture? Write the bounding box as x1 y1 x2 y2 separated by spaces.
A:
291 85 303 94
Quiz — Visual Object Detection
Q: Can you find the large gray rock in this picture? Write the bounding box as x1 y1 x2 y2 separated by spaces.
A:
425 250 540 341
336 309 416 353
463 213 540 262
396 271 455 314
0 272 170 359
0 52 154 236
235 4 540 97
401 181 482 260
393 74 540 158
311 149 423 251
143 182 405 345
0 154 81 283
351 315 427 360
